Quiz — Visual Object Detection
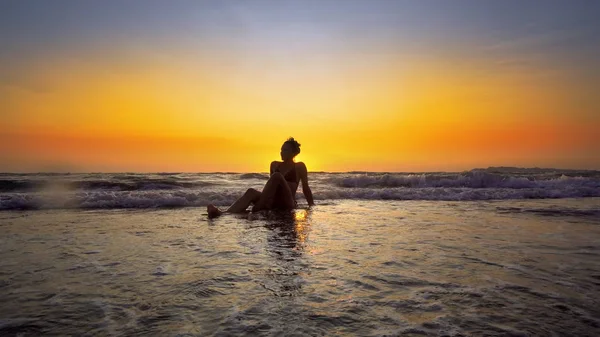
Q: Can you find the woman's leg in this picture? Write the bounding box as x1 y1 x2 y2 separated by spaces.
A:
252 172 295 212
207 188 261 218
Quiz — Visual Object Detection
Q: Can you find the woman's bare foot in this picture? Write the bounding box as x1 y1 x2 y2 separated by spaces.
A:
207 204 223 218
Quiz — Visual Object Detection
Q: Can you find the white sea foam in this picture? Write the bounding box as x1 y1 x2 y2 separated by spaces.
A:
0 169 599 210
1 186 599 210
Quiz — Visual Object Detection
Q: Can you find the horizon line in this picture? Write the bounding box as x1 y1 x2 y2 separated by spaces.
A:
1 166 599 175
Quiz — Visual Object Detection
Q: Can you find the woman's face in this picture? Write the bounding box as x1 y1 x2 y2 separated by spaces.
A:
280 143 295 161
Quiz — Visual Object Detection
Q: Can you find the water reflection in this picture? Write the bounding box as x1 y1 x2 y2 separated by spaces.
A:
260 209 312 297
263 209 312 252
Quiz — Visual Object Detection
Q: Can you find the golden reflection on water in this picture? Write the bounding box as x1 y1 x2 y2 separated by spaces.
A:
293 209 310 247
3 200 600 336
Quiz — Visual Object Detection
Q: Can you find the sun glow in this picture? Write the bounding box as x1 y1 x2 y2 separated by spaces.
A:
1 3 598 172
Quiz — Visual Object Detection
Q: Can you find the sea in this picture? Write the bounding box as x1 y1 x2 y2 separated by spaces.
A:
1 167 599 336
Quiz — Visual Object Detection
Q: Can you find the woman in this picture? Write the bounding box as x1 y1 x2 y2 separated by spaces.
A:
207 137 314 218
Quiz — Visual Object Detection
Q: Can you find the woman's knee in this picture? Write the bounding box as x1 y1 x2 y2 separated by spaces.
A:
269 172 284 181
245 188 261 200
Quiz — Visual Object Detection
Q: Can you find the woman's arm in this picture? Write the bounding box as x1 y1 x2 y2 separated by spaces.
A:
270 161 278 175
298 162 314 206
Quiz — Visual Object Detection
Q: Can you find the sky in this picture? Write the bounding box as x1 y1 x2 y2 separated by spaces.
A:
1 0 599 172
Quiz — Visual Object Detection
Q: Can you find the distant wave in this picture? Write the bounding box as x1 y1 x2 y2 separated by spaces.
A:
0 178 215 192
78 179 216 191
330 171 600 189
0 179 42 192
238 173 269 180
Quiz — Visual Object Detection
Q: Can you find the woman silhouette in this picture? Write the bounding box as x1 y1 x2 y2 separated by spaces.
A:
207 137 314 218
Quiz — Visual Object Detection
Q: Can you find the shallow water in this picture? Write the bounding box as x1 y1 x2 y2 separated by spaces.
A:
1 198 600 336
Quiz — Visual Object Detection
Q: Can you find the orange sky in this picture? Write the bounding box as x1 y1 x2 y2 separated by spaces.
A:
1 2 599 172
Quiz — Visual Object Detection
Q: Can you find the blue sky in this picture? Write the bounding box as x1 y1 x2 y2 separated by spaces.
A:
2 1 599 58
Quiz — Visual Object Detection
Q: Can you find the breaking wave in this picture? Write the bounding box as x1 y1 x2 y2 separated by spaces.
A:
1 168 598 210
2 186 600 210
331 171 600 189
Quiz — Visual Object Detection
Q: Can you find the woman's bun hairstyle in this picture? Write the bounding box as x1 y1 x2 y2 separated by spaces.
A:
285 137 301 155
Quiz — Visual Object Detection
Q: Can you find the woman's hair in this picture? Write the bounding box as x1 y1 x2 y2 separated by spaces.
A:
284 137 301 155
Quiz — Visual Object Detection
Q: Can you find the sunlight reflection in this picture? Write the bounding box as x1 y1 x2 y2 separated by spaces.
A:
294 209 311 247
294 209 307 221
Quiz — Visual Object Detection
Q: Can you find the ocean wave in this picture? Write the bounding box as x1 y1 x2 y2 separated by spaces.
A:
1 169 598 209
331 171 600 189
78 179 215 191
0 178 215 192
496 206 600 218
238 173 269 180
2 185 599 210
0 180 42 192
314 185 600 201
0 191 240 210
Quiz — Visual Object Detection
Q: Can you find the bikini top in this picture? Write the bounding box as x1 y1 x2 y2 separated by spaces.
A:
274 164 297 183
